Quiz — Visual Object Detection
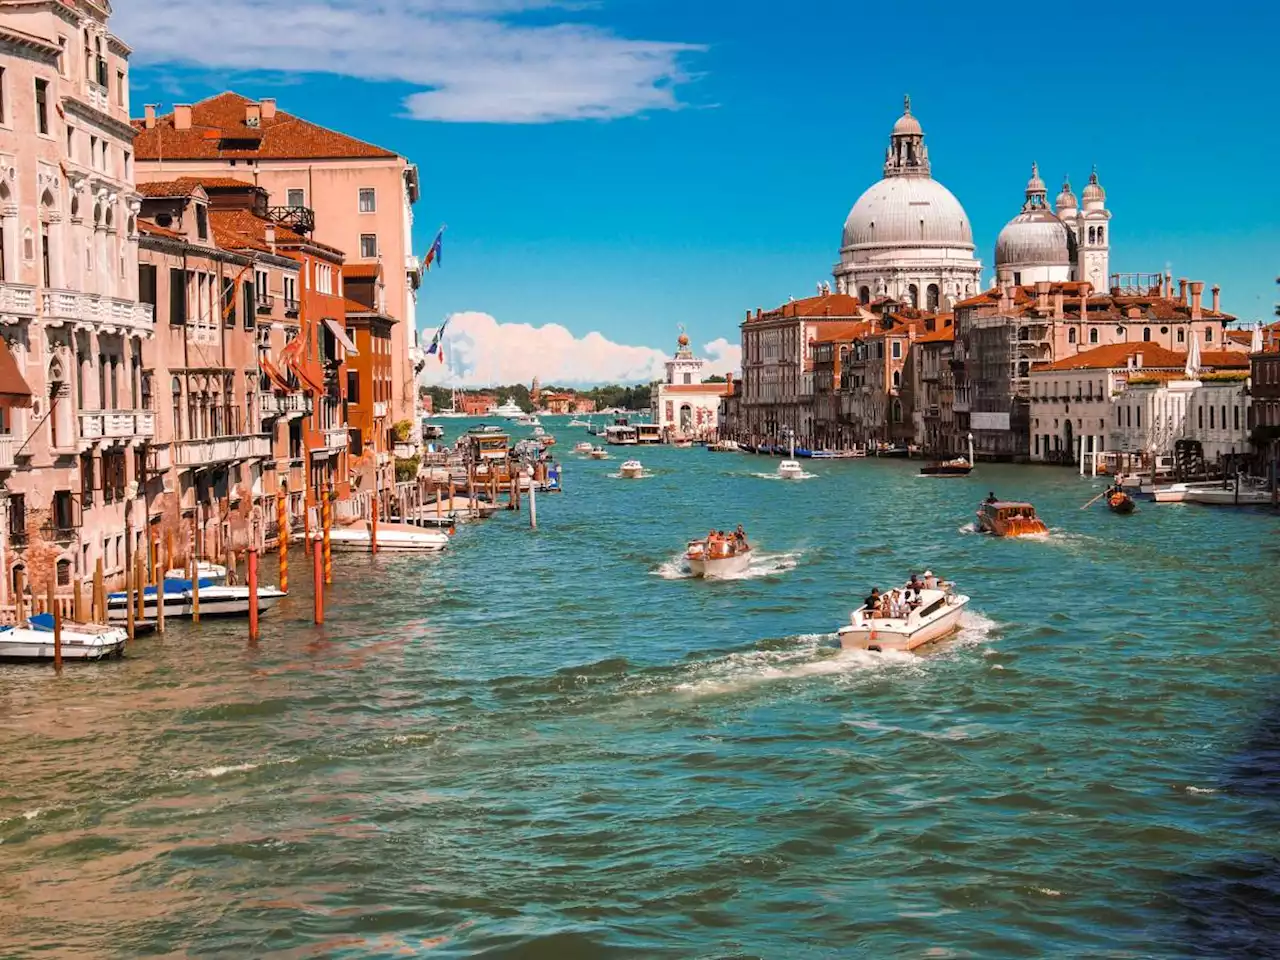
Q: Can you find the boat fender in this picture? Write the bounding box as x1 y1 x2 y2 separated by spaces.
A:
867 644 882 653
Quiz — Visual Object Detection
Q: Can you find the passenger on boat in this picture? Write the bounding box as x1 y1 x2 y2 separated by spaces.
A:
985 491 998 504
923 570 937 590
863 587 881 613
734 524 749 550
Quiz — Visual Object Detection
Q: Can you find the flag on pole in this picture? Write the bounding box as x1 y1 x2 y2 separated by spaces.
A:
425 316 450 357
423 226 445 271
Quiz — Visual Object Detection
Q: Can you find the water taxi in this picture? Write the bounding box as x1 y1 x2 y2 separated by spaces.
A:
327 521 451 552
107 579 286 620
0 615 128 662
976 500 1048 537
605 424 639 445
839 579 969 653
620 459 644 479
636 424 662 444
778 459 804 479
573 441 594 454
920 457 972 477
685 534 752 579
590 446 609 459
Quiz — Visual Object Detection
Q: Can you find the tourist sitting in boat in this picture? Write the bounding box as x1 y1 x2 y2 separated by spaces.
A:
985 491 998 504
923 570 937 590
863 587 881 614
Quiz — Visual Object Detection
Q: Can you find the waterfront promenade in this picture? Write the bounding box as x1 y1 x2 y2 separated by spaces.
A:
1 420 1277 957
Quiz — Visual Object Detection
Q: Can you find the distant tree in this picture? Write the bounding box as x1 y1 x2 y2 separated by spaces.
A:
702 375 727 383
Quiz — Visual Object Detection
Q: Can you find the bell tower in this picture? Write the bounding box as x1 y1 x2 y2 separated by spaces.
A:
1076 166 1111 292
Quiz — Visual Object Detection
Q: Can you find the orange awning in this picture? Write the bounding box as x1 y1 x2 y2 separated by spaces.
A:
0 339 32 408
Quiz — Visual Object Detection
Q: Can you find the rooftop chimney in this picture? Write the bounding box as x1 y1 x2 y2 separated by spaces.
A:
1189 281 1204 321
264 222 276 254
1079 281 1091 319
245 102 262 127
1053 289 1064 319
1211 284 1220 313
1178 278 1188 305
1135 351 1143 369
144 104 156 129
1035 280 1051 313
1164 271 1173 299
260 98 277 121
173 104 192 130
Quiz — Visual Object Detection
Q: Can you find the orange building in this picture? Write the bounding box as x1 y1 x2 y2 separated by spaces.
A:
342 263 397 493
460 393 495 416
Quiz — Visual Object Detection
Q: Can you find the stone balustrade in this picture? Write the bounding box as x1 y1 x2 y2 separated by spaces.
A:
0 282 38 321
173 434 273 466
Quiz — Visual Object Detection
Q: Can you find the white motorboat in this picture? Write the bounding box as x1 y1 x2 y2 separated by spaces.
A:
0 615 128 662
519 415 543 428
1151 481 1223 503
838 581 969 653
590 446 608 459
495 398 524 419
673 440 694 449
568 417 590 427
573 441 594 454
106 579 286 621
327 521 450 552
163 561 227 583
1184 484 1275 506
708 439 740 453
620 459 644 479
778 459 804 479
685 536 752 579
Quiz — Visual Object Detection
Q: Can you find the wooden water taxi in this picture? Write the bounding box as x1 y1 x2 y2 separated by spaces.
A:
920 457 972 477
976 500 1048 537
685 533 752 579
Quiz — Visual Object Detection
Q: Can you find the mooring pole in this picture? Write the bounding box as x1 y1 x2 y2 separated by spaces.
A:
312 539 324 625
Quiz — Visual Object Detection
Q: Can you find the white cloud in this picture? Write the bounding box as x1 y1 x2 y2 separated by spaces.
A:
420 312 739 387
114 0 705 123
702 337 742 376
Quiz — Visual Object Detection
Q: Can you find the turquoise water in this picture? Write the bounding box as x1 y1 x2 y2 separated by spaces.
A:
2 417 1278 958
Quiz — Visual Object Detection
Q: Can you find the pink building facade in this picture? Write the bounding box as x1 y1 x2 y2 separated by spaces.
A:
0 0 150 605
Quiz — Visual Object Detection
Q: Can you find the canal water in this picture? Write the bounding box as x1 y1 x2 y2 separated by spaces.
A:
2 418 1278 958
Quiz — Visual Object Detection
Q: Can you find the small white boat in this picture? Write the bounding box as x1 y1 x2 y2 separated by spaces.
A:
163 561 227 583
839 581 969 653
1183 484 1275 506
673 440 694 449
620 459 644 479
106 580 286 620
574 441 594 454
778 459 804 479
568 417 590 427
590 446 608 460
1151 481 1221 503
0 615 128 662
708 440 740 453
685 536 752 579
327 522 450 552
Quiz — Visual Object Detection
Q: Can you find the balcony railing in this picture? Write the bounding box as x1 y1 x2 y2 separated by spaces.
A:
173 434 273 466
79 410 154 442
256 295 275 313
259 392 312 420
316 428 349 453
283 298 299 317
44 290 154 337
0 435 14 470
0 282 38 320
266 205 316 236
373 400 388 419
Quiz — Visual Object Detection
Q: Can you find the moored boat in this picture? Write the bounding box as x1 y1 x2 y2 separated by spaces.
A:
708 439 740 452
1183 484 1274 506
327 521 450 552
838 579 969 653
976 500 1048 537
0 615 128 662
620 459 644 479
163 561 227 583
685 532 752 579
106 579 286 621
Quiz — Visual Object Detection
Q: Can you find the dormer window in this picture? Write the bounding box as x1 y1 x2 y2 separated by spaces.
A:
195 203 208 241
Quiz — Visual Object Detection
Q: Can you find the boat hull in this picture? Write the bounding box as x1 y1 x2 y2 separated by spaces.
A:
106 589 285 621
839 595 969 653
327 527 450 552
921 464 972 476
620 466 644 479
686 552 752 579
1184 487 1274 506
0 626 127 661
778 460 804 479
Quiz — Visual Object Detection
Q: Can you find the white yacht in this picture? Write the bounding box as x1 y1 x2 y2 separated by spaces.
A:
495 398 524 419
839 579 969 653
327 521 451 552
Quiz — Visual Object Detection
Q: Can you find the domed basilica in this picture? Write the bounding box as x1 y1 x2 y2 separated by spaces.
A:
833 97 982 311
994 163 1111 290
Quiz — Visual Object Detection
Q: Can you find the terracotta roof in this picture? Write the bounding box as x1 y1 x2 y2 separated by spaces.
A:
956 282 1236 322
661 383 733 396
811 321 874 343
137 218 183 240
132 93 400 162
916 325 956 344
208 209 343 260
748 293 867 323
342 263 381 280
1202 351 1250 368
136 179 205 198
1039 343 1185 371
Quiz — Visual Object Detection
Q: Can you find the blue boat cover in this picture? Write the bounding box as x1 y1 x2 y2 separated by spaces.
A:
109 577 214 600
28 613 55 631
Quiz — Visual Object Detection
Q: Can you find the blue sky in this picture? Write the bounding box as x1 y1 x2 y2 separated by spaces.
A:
123 0 1279 382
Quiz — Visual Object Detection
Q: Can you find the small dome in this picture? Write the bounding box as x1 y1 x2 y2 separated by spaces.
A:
1082 167 1105 206
1025 162 1046 197
996 210 1074 270
892 94 922 137
842 176 973 250
1055 176 1077 213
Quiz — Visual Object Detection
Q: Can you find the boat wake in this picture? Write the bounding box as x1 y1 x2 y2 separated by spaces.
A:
751 471 818 481
608 470 656 480
651 550 801 580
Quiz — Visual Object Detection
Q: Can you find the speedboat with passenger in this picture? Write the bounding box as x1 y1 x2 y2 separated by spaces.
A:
685 533 752 579
620 459 644 479
976 500 1047 537
573 440 594 454
590 446 608 459
778 459 804 479
838 578 969 653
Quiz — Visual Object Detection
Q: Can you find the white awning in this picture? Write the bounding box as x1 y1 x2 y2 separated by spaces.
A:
323 317 359 356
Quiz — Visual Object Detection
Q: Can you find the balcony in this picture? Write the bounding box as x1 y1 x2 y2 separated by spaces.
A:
43 290 154 338
267 205 315 236
260 392 311 420
318 428 349 452
256 295 275 314
173 434 273 466
79 410 154 443
283 298 299 318
0 282 38 321
0 435 14 469
373 400 388 419
393 441 416 460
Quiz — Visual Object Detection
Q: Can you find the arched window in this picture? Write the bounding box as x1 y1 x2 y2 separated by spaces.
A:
70 194 79 219
1097 226 1104 244
1089 328 1099 344
22 227 34 261
1088 226 1096 243
892 370 900 388
171 377 183 441
56 558 71 586
858 286 870 305
1209 406 1215 429
926 283 940 311
1198 406 1203 429
891 399 902 423
907 284 919 309
1143 327 1151 342
1068 328 1076 344
1115 326 1126 340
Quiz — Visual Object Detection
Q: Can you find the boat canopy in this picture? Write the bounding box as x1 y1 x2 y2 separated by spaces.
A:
108 577 215 600
28 613 55 631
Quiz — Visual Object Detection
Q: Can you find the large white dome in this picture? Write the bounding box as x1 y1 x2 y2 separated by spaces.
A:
842 177 974 251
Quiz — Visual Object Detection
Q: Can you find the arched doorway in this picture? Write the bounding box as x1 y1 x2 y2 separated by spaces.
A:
1063 418 1074 462
679 404 692 433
